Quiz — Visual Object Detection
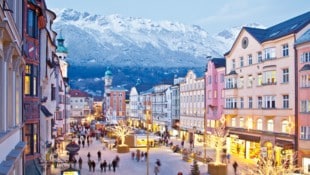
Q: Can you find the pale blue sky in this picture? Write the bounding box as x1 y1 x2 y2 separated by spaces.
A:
46 0 309 34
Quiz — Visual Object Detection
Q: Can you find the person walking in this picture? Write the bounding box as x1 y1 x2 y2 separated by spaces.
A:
112 159 117 172
100 162 104 172
92 160 96 172
233 161 238 175
115 155 120 167
88 160 92 172
87 152 91 160
103 160 107 172
97 150 101 162
78 157 82 170
131 151 135 160
82 140 85 148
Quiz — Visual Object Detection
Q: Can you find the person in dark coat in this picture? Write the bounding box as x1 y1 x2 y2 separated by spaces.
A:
82 140 85 148
88 160 91 172
103 160 107 172
92 160 96 172
115 155 120 167
112 159 117 172
87 152 91 160
233 161 238 175
78 157 82 170
100 162 104 172
97 150 101 162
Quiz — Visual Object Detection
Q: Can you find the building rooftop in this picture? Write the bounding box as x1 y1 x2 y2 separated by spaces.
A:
245 11 310 43
69 89 89 97
296 29 310 45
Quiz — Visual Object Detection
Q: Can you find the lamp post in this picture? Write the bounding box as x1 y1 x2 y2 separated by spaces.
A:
146 110 150 175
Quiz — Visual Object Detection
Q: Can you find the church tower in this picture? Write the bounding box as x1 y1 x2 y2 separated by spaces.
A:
103 67 113 119
56 31 69 80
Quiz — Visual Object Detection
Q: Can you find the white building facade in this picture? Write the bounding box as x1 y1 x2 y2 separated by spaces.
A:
0 0 25 174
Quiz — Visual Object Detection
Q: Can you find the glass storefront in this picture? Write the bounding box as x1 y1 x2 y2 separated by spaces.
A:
228 135 260 159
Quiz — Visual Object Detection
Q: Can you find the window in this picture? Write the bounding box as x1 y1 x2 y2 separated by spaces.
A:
257 74 262 86
248 75 253 88
267 119 274 131
27 9 38 38
257 52 262 63
225 98 237 109
282 44 289 57
240 97 244 109
225 78 237 89
238 77 244 88
257 119 263 130
301 100 310 113
247 118 253 129
24 124 39 155
232 118 236 127
24 64 38 96
282 120 289 133
282 68 289 83
283 95 289 109
214 90 217 98
300 126 310 140
51 84 55 100
301 52 310 63
301 74 310 87
208 76 212 84
258 96 262 108
248 54 253 65
240 118 244 128
232 59 235 70
249 97 253 109
263 96 276 109
208 90 212 99
264 47 276 60
263 70 276 85
240 57 244 67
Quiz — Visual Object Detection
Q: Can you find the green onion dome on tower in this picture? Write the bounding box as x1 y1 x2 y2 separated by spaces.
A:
56 31 68 53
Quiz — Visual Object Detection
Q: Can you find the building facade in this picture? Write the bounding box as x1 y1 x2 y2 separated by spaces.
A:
205 58 226 134
180 70 205 144
108 87 127 119
171 77 185 137
296 29 310 173
224 12 310 163
69 89 92 122
23 0 48 172
151 84 172 133
0 0 25 174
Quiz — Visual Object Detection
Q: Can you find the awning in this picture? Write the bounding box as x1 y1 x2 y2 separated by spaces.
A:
275 139 294 150
41 105 53 117
229 132 260 142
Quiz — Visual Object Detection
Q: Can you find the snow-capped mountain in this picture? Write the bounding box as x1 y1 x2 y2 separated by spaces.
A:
52 9 265 95
214 23 265 49
52 9 233 67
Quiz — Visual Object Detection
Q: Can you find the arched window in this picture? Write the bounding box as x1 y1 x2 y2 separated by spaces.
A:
247 118 253 129
267 119 274 131
257 119 263 130
282 120 289 133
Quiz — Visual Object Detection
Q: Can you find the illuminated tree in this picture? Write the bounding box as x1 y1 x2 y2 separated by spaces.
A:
209 117 229 165
241 151 300 175
114 122 130 146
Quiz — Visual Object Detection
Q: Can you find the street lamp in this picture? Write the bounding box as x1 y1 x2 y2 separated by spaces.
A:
146 110 150 175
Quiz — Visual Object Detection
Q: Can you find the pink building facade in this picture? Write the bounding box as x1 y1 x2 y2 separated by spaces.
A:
296 29 310 173
205 58 226 133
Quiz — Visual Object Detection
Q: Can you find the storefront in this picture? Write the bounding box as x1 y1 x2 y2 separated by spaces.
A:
228 133 260 159
302 157 310 174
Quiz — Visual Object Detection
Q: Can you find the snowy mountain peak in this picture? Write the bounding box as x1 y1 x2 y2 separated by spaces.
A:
52 8 262 67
